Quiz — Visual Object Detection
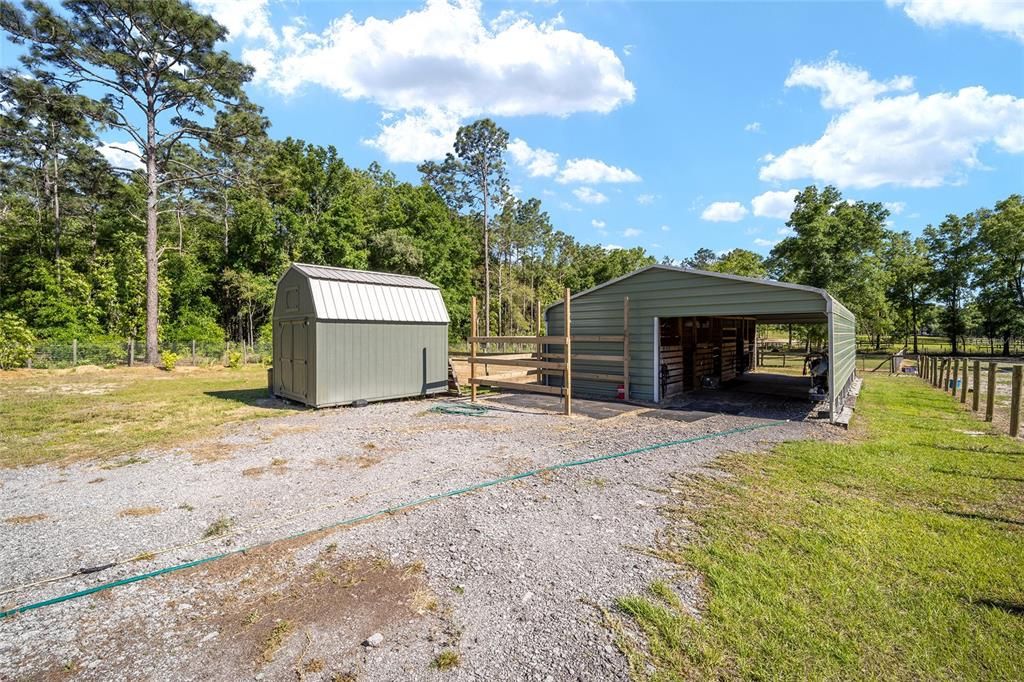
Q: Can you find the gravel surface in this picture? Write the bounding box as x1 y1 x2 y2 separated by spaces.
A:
1 393 838 680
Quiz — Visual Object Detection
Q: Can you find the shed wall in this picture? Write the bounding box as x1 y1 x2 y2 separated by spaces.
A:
546 268 829 401
314 322 448 406
829 299 857 418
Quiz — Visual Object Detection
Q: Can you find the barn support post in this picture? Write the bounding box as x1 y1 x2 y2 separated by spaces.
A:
191 340 197 366
986 362 997 421
470 296 478 403
563 287 572 416
623 296 630 401
72 338 77 366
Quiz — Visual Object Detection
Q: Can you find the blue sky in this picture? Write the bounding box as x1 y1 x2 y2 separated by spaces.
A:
4 1 1023 260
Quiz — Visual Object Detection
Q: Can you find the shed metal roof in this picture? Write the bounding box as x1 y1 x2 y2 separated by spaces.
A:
290 264 449 324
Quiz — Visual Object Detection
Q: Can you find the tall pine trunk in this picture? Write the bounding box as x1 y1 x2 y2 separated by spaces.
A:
482 172 490 337
145 104 160 365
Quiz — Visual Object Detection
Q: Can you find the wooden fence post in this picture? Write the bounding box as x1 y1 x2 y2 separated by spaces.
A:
470 296 478 403
563 287 572 416
960 359 969 403
191 340 197 366
1011 365 1022 438
934 357 940 386
986 362 997 422
623 296 630 401
128 339 134 367
972 360 980 411
72 338 78 366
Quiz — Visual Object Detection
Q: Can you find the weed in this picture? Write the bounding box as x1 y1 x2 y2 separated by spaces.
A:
452 585 465 595
586 477 608 487
100 456 148 470
244 609 261 626
411 587 439 614
260 620 293 662
131 551 156 562
203 515 233 538
431 649 460 671
4 514 46 524
362 442 377 450
242 466 265 477
178 503 194 512
271 457 287 466
119 506 161 518
303 659 325 673
87 477 105 484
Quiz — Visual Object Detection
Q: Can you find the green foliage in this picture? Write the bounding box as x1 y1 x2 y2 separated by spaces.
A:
227 350 243 369
709 249 766 278
0 313 35 369
160 350 180 371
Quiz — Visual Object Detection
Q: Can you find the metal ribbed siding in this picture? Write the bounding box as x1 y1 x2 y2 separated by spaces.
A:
544 266 855 422
292 263 437 289
308 279 449 323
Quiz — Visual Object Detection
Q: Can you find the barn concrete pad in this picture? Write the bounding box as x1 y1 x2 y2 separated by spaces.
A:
482 392 644 420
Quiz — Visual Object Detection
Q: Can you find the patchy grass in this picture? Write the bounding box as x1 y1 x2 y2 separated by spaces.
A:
4 513 47 524
118 506 161 518
618 374 1024 680
0 365 294 467
260 620 293 663
270 457 287 467
203 516 234 538
431 649 461 671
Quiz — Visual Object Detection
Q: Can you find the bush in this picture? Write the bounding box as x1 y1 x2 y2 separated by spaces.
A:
0 314 36 369
161 350 180 371
227 350 243 368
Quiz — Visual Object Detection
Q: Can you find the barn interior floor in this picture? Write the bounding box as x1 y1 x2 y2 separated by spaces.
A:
663 371 825 421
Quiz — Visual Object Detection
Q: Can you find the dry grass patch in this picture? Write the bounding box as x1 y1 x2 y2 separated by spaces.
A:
5 513 47 524
118 506 161 518
242 466 266 477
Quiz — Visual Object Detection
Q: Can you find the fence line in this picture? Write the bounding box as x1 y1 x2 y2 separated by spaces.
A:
911 353 1023 439
24 339 271 369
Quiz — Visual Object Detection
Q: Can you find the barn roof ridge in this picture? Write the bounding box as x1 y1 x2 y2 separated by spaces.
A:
290 262 440 290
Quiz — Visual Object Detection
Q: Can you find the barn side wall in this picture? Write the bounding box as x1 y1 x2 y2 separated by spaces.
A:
546 268 829 402
314 321 449 406
829 298 857 419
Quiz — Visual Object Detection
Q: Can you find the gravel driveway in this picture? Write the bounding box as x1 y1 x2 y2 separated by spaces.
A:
1 393 834 680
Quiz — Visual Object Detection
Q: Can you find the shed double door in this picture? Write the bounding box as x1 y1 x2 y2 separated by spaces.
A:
277 319 309 400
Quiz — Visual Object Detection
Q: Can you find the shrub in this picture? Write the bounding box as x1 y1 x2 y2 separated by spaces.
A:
227 350 243 368
160 350 180 371
0 314 36 369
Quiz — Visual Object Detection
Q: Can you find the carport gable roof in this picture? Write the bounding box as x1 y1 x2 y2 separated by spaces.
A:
286 263 449 324
545 264 843 323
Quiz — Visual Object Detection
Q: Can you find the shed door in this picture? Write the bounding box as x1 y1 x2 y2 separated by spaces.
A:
277 320 309 400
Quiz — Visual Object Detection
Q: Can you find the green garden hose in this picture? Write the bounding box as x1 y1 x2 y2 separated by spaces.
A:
0 418 787 620
428 402 492 417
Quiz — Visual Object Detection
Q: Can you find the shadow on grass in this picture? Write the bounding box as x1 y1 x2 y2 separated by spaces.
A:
931 467 1024 483
942 509 1024 527
204 389 305 410
912 443 1024 456
972 598 1024 617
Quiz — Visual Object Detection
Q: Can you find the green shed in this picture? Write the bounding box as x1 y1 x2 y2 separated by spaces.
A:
272 263 450 407
544 265 856 423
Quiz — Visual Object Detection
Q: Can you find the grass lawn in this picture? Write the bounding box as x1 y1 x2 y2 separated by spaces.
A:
0 365 293 467
618 373 1024 680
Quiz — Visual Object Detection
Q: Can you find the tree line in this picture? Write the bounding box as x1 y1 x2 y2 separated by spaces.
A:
0 1 1020 366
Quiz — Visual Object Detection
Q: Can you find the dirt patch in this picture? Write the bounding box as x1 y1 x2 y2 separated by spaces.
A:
336 454 383 469
118 506 161 518
4 514 47 524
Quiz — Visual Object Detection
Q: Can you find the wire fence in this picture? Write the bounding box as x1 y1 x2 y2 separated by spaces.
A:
26 339 272 369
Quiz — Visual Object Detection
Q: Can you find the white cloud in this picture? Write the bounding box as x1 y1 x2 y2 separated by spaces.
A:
573 186 608 204
507 138 559 177
556 158 641 184
603 243 623 251
777 226 796 236
660 224 670 232
884 201 907 215
194 0 280 46
591 219 606 228
786 53 913 109
744 121 762 132
560 202 583 212
623 227 641 237
232 1 634 162
97 141 144 171
362 107 461 162
761 57 1024 188
701 201 748 222
887 0 1024 43
636 193 656 205
623 44 635 56
753 238 779 247
751 189 798 220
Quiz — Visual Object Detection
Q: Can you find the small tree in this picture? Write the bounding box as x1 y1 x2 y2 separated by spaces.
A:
0 313 36 369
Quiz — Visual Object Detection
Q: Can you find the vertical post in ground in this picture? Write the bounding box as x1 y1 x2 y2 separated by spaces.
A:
72 338 78 366
534 300 542 382
470 296 478 403
986 362 997 422
933 357 939 386
1011 365 1022 437
961 359 969 403
972 360 981 411
128 338 134 367
945 358 952 393
563 287 572 416
192 340 197 366
623 296 630 401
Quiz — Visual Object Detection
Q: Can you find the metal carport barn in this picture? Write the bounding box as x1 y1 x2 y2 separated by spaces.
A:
544 265 856 423
272 263 450 407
